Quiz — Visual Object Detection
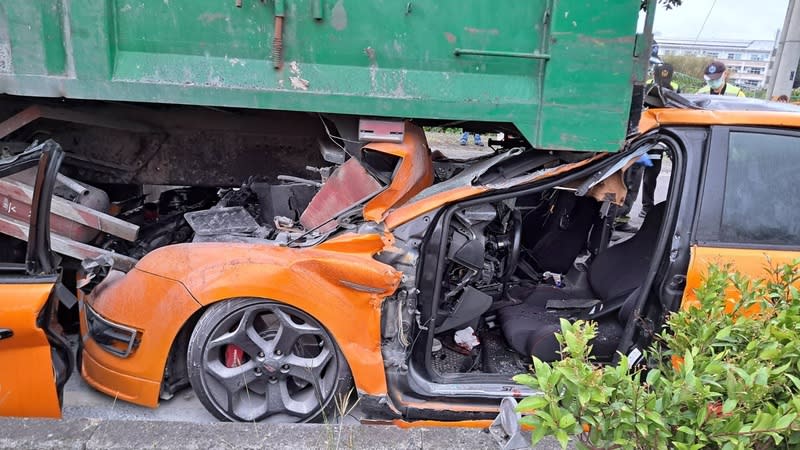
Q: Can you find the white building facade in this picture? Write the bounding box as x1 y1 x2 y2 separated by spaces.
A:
657 38 775 89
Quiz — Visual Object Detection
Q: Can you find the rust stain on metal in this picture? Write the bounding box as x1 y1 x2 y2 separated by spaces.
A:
272 15 285 69
444 32 457 44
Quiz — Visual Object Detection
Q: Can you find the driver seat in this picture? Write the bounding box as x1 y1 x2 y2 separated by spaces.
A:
496 203 666 362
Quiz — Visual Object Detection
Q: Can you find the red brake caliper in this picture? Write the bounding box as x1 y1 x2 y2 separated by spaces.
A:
225 345 245 367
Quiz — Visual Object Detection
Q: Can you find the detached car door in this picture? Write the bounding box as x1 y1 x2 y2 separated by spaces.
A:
0 140 72 418
684 126 800 305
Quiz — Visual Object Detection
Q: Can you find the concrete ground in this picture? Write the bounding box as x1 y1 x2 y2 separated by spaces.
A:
0 418 521 450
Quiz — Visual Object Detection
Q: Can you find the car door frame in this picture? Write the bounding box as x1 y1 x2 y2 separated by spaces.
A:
0 140 72 417
695 125 800 250
678 125 800 311
612 126 709 365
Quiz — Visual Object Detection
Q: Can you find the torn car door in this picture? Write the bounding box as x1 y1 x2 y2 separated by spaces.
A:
0 141 73 418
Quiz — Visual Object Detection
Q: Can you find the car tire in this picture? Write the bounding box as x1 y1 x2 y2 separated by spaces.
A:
187 298 354 423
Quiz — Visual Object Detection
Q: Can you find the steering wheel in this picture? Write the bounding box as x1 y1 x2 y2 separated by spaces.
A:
502 210 523 284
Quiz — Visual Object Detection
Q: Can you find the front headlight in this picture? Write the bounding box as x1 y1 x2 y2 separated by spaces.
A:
84 303 140 358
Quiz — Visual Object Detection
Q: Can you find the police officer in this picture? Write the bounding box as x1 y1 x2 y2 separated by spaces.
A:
648 63 680 93
697 61 746 97
638 63 679 219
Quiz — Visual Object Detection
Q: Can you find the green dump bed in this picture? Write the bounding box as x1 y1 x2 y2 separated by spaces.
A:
0 0 652 152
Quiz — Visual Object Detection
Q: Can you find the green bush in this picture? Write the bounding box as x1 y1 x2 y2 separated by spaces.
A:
514 261 800 449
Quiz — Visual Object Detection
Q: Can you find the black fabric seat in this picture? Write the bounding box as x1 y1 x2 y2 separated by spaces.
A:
522 194 600 275
497 203 666 362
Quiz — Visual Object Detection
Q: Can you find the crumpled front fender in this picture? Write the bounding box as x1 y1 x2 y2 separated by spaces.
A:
130 233 401 397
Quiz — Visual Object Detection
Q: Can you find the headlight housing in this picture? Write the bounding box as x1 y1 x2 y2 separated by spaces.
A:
84 303 140 358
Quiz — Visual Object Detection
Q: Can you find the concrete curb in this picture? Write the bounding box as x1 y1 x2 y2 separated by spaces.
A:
0 418 573 449
0 418 513 450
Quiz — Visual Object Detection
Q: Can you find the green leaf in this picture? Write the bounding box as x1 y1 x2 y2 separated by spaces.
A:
533 357 552 385
732 367 753 386
696 403 708 425
645 411 667 428
773 361 791 375
516 396 549 412
715 326 732 340
722 399 737 414
786 373 800 391
754 367 769 386
536 410 556 428
512 373 538 388
753 412 774 431
555 429 570 449
559 413 576 430
519 415 538 427
635 421 649 438
683 349 694 373
563 330 579 353
578 389 590 407
531 425 548 446
759 343 781 360
646 368 661 386
677 426 695 436
776 412 797 430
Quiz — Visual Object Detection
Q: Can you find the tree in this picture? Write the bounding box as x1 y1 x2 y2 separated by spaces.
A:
659 0 683 9
662 55 712 93
662 55 713 79
643 0 683 9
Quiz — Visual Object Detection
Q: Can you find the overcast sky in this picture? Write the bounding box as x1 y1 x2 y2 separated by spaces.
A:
653 0 790 41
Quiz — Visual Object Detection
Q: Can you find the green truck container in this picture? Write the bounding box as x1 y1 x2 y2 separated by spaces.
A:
0 0 654 156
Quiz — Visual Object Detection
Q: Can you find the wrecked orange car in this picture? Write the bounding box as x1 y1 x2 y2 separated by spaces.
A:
2 95 800 425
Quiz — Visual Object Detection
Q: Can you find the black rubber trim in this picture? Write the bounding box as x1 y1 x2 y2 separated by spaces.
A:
26 141 64 274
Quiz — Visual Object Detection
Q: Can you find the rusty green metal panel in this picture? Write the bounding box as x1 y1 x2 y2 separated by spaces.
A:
0 0 651 152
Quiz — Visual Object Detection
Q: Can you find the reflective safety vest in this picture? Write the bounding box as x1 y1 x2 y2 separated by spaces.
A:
697 83 746 97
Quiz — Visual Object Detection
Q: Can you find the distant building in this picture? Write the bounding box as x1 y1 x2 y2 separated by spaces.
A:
657 38 775 89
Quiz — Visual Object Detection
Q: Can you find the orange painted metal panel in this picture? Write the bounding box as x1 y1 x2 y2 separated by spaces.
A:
384 186 489 230
83 234 402 407
81 349 162 408
80 269 202 407
640 109 800 133
362 123 434 222
391 419 493 429
0 283 60 418
681 245 800 311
